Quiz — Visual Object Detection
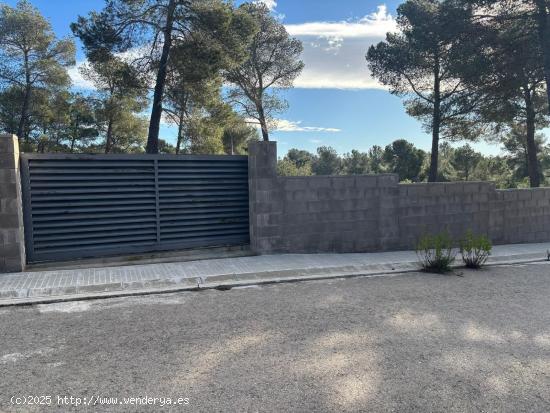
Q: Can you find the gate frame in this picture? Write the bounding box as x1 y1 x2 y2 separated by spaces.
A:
20 152 250 264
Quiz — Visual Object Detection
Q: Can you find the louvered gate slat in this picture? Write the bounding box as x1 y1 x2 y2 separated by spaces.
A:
20 154 250 263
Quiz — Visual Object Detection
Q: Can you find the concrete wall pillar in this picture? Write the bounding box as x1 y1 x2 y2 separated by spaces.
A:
0 134 25 272
248 141 283 254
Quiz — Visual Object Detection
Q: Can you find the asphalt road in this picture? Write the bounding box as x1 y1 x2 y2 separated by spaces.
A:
1 262 550 412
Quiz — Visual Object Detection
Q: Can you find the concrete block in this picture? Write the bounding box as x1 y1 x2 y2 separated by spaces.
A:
284 190 297 202
0 182 17 198
517 190 533 201
254 201 283 214
426 184 445 196
377 174 399 187
283 201 308 214
0 153 17 169
248 141 277 179
316 187 336 201
0 168 17 184
337 188 360 200
402 184 425 197
462 203 480 213
308 201 330 213
325 211 346 221
1 242 23 258
253 178 277 191
256 213 273 227
0 213 20 228
380 186 400 197
255 190 279 204
308 178 331 190
463 183 481 194
444 183 465 195
379 195 398 208
282 178 308 191
254 237 277 253
458 193 476 204
282 212 310 225
355 175 378 190
532 189 550 200
3 256 24 272
331 177 356 189
0 135 18 154
425 204 447 216
256 225 281 238
400 206 424 217
501 190 518 201
3 228 23 244
1 198 21 214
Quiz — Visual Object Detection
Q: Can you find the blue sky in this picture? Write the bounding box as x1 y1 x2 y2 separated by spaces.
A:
5 0 503 156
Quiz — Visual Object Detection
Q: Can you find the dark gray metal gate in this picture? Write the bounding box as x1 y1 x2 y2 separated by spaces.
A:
20 154 250 263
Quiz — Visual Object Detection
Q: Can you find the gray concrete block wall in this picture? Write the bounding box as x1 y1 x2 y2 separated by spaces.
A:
395 182 494 249
492 188 550 244
249 141 403 254
0 134 25 272
275 175 398 253
249 141 550 254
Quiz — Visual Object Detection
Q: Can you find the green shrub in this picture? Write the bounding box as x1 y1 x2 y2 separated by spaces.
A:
459 230 492 269
416 232 456 273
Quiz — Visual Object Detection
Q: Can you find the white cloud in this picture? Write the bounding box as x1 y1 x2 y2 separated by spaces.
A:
285 5 397 90
247 118 341 133
255 0 277 10
273 119 341 133
68 61 95 90
285 5 395 38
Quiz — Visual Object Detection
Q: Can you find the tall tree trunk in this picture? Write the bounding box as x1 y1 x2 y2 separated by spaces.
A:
257 105 269 141
535 0 550 115
523 86 541 187
105 118 113 154
176 113 184 154
17 51 31 141
428 60 441 183
70 123 77 153
146 0 176 154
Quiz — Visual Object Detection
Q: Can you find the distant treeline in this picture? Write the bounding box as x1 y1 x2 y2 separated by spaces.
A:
279 137 550 189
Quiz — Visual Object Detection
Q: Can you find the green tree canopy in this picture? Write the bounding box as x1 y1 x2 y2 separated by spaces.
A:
286 149 316 169
383 139 425 181
453 3 548 187
450 144 482 181
81 55 147 153
0 0 75 141
343 150 370 175
312 146 342 176
226 3 304 141
72 0 255 153
367 0 480 182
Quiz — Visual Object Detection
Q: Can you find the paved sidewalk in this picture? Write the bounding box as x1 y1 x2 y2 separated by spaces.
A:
1 242 549 305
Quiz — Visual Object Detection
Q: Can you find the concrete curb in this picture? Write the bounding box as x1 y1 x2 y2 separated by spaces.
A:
1 253 548 307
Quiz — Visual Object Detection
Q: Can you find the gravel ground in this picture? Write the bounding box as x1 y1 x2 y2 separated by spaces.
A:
1 262 549 412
